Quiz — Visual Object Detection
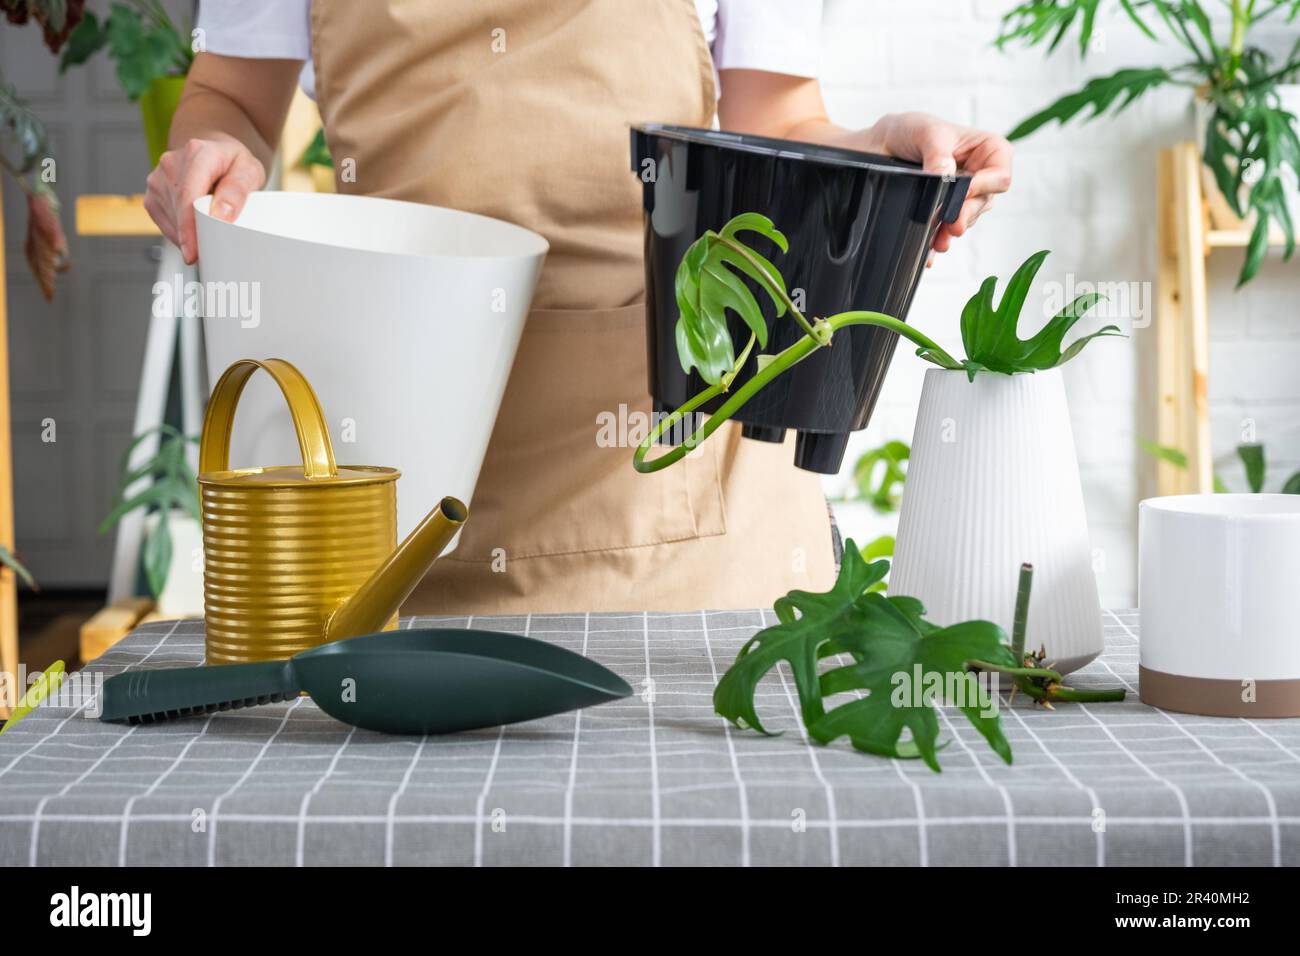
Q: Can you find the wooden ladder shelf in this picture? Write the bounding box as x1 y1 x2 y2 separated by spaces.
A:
1155 140 1291 496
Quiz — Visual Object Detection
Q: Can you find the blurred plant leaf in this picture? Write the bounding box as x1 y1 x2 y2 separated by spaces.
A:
1138 438 1188 469
1139 437 1237 493
859 535 895 592
0 544 37 591
0 660 64 736
999 2 1300 286
1237 442 1267 493
142 506 171 598
298 127 332 168
1007 67 1171 141
100 425 199 597
851 440 909 513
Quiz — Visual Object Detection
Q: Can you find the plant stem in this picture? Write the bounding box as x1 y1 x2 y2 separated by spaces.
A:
634 310 959 472
1228 0 1248 86
634 333 820 473
825 311 963 368
1011 562 1033 663
969 661 1062 683
1052 686 1128 703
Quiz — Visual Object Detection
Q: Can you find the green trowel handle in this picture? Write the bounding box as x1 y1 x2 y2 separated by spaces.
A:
99 659 301 725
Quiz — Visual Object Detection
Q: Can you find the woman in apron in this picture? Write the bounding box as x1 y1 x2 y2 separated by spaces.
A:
144 1 1012 614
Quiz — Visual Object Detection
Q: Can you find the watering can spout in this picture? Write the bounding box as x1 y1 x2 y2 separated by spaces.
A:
325 496 469 642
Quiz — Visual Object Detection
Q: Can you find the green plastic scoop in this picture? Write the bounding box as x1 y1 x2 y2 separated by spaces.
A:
99 628 633 734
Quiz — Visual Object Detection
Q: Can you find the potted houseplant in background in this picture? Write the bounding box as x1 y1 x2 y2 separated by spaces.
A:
998 0 1300 286
99 425 202 616
637 215 1121 674
59 0 194 165
2 0 76 300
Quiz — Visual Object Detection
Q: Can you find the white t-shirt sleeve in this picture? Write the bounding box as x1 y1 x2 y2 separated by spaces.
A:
713 0 822 78
195 0 311 60
195 0 821 99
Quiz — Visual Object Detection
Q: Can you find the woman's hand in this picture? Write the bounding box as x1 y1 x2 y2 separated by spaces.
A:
144 138 266 264
843 113 1013 254
717 74 1012 259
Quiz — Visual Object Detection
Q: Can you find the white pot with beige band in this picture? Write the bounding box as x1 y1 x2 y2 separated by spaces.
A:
1139 494 1300 717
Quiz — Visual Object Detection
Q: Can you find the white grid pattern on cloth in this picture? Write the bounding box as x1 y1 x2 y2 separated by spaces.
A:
2 609 1299 867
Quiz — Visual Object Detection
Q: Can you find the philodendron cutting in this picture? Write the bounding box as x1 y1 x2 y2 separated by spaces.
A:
633 213 1121 472
715 543 1125 772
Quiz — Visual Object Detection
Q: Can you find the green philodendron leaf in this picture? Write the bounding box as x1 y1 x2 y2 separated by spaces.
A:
299 127 332 168
810 608 1016 771
714 545 885 734
859 535 895 593
958 250 1123 377
0 545 37 591
672 214 789 385
714 540 1018 772
101 427 200 533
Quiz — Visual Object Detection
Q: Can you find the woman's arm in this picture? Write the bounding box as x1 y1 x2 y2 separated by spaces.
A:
144 52 302 263
717 69 1012 254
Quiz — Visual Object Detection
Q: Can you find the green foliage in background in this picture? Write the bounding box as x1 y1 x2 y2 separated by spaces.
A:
851 440 909 514
998 0 1300 285
1141 437 1300 493
299 128 333 169
100 425 199 599
60 1 192 100
713 545 1124 772
0 659 64 735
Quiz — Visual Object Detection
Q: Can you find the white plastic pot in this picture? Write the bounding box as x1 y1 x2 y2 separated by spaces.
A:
890 368 1102 674
1139 494 1300 717
195 192 548 541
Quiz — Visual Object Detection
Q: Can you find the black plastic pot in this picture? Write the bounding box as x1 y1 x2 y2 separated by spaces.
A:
631 124 971 474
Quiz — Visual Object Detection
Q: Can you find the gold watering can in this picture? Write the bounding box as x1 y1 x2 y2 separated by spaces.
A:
198 358 467 664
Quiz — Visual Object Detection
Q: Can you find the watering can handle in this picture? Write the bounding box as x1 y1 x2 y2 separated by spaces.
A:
200 358 338 479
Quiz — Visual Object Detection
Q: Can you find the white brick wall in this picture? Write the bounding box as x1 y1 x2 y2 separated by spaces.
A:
819 0 1300 607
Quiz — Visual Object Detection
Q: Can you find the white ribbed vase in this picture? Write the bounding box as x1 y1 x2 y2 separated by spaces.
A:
891 368 1102 674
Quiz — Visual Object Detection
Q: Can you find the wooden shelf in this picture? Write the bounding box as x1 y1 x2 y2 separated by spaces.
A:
1206 227 1289 249
76 194 159 237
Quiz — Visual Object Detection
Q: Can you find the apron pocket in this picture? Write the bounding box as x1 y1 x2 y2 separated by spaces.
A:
447 303 726 562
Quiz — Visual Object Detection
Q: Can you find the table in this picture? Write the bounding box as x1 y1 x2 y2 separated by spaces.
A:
2 609 1298 867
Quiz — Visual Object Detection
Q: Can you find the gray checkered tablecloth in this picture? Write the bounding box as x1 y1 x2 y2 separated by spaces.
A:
2 609 1299 867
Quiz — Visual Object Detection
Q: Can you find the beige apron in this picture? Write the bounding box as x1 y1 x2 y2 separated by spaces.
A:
311 0 835 613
